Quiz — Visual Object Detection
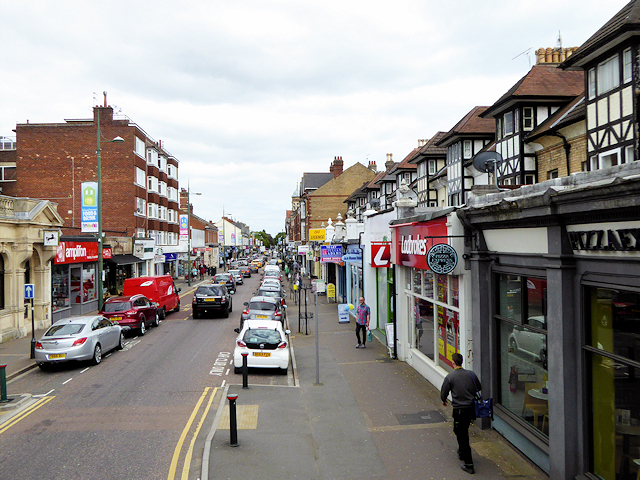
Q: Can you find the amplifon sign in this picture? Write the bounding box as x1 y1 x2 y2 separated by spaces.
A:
391 217 449 270
56 241 100 264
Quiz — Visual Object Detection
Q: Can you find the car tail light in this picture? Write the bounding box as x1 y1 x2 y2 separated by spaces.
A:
243 308 249 315
277 341 287 349
72 337 88 346
281 299 285 306
35 342 43 350
125 309 137 317
237 340 247 347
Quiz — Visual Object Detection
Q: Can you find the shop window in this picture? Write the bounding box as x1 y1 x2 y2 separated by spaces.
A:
437 274 448 303
585 287 640 480
414 297 435 361
423 270 434 299
0 256 4 310
413 270 422 294
496 274 548 437
82 264 96 302
52 265 70 311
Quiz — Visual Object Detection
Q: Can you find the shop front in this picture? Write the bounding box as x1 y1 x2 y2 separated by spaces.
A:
53 238 109 321
390 211 468 391
460 166 640 479
343 244 363 312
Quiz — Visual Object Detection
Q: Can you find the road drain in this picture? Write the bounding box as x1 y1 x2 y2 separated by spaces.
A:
395 410 446 425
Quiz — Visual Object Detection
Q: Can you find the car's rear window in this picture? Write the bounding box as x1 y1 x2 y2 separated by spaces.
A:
249 302 277 312
243 329 281 344
215 275 231 282
45 324 85 336
103 302 133 312
196 286 225 296
258 290 279 298
229 270 240 275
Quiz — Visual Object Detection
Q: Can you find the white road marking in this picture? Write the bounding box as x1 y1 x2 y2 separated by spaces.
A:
80 367 90 374
33 389 55 397
62 378 73 385
221 380 226 388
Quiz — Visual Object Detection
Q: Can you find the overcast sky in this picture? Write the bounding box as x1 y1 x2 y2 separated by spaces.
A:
0 0 628 235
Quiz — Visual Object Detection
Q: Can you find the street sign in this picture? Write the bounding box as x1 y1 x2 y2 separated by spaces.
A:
24 284 34 299
371 243 391 268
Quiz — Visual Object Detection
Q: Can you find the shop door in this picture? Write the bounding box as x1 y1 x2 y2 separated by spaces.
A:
70 266 82 316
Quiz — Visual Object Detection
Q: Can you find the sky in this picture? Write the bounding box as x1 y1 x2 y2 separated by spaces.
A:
0 0 629 235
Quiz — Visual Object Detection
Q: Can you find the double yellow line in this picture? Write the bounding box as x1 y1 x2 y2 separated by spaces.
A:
0 396 55 435
168 387 218 480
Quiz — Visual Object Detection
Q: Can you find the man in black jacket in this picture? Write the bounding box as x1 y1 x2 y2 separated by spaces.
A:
441 353 480 474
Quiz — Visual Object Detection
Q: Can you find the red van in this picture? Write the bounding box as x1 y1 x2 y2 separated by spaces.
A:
123 275 181 319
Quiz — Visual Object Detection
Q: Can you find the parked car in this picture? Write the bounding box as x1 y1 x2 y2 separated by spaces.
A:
240 296 284 327
249 263 259 274
100 294 159 335
239 265 251 277
257 285 287 318
214 273 236 294
261 278 282 290
233 320 290 374
229 269 244 285
123 275 181 320
192 284 232 318
509 316 547 369
251 259 263 268
35 315 124 368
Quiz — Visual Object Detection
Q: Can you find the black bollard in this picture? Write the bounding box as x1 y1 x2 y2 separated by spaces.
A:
241 353 249 389
228 394 239 447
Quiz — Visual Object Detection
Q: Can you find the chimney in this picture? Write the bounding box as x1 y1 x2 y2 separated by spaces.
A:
385 153 394 171
331 156 343 178
368 161 377 172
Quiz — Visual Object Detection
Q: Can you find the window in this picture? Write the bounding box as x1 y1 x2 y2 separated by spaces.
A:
147 176 158 193
514 109 520 134
496 274 548 436
623 48 632 83
496 118 502 140
585 287 640 479
524 174 535 185
625 144 634 163
588 68 596 100
135 167 145 186
547 169 559 180
418 162 426 177
597 54 620 95
0 256 4 310
136 228 145 238
428 160 436 175
136 197 146 215
135 137 145 158
504 112 514 136
594 148 621 170
158 181 166 196
523 108 534 131
0 166 16 181
463 140 472 159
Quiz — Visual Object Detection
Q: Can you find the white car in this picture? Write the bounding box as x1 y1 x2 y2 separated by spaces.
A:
233 320 290 374
229 269 244 285
509 316 547 369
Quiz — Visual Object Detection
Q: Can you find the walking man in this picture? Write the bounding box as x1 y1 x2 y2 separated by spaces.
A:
355 296 370 348
440 353 480 474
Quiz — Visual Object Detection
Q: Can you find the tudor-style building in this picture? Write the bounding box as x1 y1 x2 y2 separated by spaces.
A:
409 132 447 208
561 0 640 170
436 106 494 206
481 54 583 186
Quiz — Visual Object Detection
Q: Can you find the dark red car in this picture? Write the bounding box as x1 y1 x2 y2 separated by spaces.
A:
99 294 159 336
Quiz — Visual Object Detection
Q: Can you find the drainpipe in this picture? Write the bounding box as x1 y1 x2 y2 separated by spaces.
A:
552 132 571 176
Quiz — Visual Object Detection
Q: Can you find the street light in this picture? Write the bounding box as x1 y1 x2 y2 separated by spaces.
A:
96 108 124 312
186 185 201 286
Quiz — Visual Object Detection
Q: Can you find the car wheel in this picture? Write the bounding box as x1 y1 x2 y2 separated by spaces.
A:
193 309 199 319
92 344 102 365
116 332 125 350
229 300 233 313
38 363 50 371
223 305 230 318
153 311 160 327
280 365 288 375
509 338 518 353
159 307 166 320
140 319 146 336
173 300 181 313
234 366 241 374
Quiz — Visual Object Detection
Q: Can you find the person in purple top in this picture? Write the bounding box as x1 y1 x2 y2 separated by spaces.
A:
355 296 370 348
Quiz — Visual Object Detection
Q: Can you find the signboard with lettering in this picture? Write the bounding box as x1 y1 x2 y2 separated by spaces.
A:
81 182 98 233
427 244 457 275
55 241 103 264
309 229 326 241
179 214 188 238
320 245 343 263
566 221 639 255
391 217 449 269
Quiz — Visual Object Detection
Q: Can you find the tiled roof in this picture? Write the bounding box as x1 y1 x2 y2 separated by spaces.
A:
410 132 447 164
389 148 418 174
483 64 584 118
526 94 586 141
300 172 334 192
437 106 495 147
562 0 640 68
366 170 386 189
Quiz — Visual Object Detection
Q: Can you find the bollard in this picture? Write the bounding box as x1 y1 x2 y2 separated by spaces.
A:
0 365 7 403
241 353 249 389
228 394 239 447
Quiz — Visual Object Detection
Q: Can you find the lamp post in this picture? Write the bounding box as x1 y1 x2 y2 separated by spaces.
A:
96 109 124 312
186 184 202 286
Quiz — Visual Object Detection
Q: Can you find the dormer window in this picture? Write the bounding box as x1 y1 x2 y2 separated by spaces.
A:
523 108 534 131
504 112 514 136
597 54 620 95
428 160 436 175
623 48 632 83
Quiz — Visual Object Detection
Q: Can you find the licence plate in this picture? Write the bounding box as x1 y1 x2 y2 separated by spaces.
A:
49 353 66 359
253 352 270 357
256 314 269 319
111 317 122 322
204 298 216 302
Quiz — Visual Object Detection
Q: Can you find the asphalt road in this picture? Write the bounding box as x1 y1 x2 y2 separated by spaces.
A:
0 270 290 480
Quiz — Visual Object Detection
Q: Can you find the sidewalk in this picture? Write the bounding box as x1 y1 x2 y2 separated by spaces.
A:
205 296 548 479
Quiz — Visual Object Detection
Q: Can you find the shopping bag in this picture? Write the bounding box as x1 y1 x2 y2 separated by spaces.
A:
474 397 493 419
367 329 373 343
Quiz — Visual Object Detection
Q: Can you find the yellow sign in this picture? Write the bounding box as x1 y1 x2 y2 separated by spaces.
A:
327 283 336 298
309 229 326 241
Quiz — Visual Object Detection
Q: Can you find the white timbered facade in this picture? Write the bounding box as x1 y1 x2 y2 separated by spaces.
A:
410 132 447 208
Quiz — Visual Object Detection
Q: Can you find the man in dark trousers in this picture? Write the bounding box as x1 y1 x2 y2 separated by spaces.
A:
440 353 480 474
355 296 370 348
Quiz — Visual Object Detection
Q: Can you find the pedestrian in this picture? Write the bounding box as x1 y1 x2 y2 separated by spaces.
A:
440 353 480 475
199 264 205 280
191 266 198 280
355 296 370 348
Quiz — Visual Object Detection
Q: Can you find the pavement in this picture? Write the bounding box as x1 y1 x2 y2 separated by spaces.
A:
203 292 549 480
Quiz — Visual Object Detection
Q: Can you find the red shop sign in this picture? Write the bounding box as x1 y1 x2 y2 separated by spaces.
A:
391 217 448 270
55 241 109 264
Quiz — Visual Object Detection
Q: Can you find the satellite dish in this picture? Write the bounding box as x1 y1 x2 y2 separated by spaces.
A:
472 152 503 173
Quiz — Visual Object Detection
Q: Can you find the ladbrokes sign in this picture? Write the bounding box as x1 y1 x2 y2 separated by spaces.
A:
391 217 450 270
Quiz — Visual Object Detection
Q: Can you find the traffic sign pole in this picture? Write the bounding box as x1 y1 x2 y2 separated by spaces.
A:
30 299 35 359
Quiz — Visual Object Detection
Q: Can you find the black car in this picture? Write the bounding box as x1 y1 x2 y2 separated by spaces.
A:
213 273 236 294
192 284 232 318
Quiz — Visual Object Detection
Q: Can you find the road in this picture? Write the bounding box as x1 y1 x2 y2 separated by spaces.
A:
0 270 290 480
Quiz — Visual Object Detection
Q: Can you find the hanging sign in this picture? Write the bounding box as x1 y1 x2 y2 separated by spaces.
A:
426 244 458 275
81 182 98 233
371 243 391 268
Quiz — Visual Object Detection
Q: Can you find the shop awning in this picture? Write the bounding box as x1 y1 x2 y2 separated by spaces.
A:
107 254 144 265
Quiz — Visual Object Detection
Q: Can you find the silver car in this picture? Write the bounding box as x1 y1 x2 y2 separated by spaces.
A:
229 269 244 285
240 296 284 327
35 315 125 368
